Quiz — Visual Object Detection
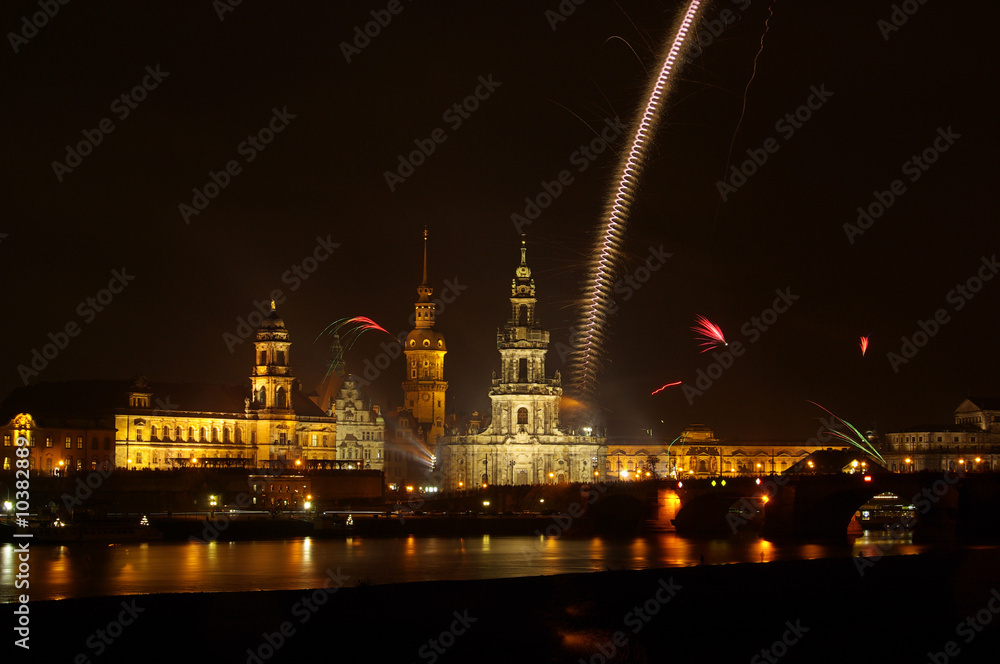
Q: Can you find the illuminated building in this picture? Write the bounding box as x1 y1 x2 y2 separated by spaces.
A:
0 303 336 472
0 410 115 474
882 397 1000 472
436 237 606 487
400 229 448 448
333 375 385 471
607 424 832 480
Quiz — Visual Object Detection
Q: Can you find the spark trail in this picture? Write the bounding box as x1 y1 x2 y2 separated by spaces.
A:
809 401 886 465
859 335 869 356
652 381 682 395
317 316 395 369
572 0 707 406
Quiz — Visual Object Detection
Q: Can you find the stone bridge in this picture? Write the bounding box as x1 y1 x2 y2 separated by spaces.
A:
660 471 1000 540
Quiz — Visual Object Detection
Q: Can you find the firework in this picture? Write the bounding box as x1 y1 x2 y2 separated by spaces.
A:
692 314 728 352
859 336 869 356
317 315 396 368
349 316 391 335
808 401 886 465
651 381 682 395
571 0 707 404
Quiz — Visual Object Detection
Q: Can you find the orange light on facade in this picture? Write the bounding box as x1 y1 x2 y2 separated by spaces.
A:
761 496 769 504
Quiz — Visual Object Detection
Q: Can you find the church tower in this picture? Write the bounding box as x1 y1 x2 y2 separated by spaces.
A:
250 302 297 460
490 235 562 436
401 230 448 446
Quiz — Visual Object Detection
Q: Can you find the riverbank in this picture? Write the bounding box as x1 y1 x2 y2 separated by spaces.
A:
20 547 1000 663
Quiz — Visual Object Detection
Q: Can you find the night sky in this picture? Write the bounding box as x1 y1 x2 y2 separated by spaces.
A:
4 0 997 442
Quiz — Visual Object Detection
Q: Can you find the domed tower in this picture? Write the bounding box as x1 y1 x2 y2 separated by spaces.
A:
250 301 297 459
402 230 448 446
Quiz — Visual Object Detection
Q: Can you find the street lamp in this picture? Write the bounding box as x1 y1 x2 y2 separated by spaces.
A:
3 500 11 525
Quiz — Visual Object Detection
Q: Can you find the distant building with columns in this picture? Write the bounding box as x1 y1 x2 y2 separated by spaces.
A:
881 397 1000 472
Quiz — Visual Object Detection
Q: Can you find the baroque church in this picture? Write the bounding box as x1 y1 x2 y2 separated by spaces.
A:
435 237 607 488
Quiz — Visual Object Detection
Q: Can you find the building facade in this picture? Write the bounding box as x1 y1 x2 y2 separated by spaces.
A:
114 306 336 469
436 238 606 489
333 375 385 471
604 424 834 481
882 397 1000 472
0 304 337 473
1 411 116 475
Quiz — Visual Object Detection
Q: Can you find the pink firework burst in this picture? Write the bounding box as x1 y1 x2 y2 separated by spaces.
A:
692 315 727 352
347 316 391 336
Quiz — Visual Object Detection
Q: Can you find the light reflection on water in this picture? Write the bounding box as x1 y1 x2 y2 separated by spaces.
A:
1 531 942 603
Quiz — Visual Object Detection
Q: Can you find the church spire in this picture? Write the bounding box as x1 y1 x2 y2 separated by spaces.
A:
413 228 435 329
417 227 432 305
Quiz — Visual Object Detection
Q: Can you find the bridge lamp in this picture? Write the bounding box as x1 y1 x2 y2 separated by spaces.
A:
711 480 717 487
863 475 872 482
755 478 761 485
677 481 683 488
760 495 769 504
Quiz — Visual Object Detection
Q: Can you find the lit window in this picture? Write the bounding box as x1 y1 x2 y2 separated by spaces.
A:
65 436 72 448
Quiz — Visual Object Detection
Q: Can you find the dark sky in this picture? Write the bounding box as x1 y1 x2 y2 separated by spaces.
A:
4 0 996 442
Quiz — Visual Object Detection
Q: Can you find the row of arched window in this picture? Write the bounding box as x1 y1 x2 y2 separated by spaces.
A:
146 425 244 444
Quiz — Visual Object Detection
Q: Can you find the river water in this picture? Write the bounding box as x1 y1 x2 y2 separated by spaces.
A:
2 531 953 603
